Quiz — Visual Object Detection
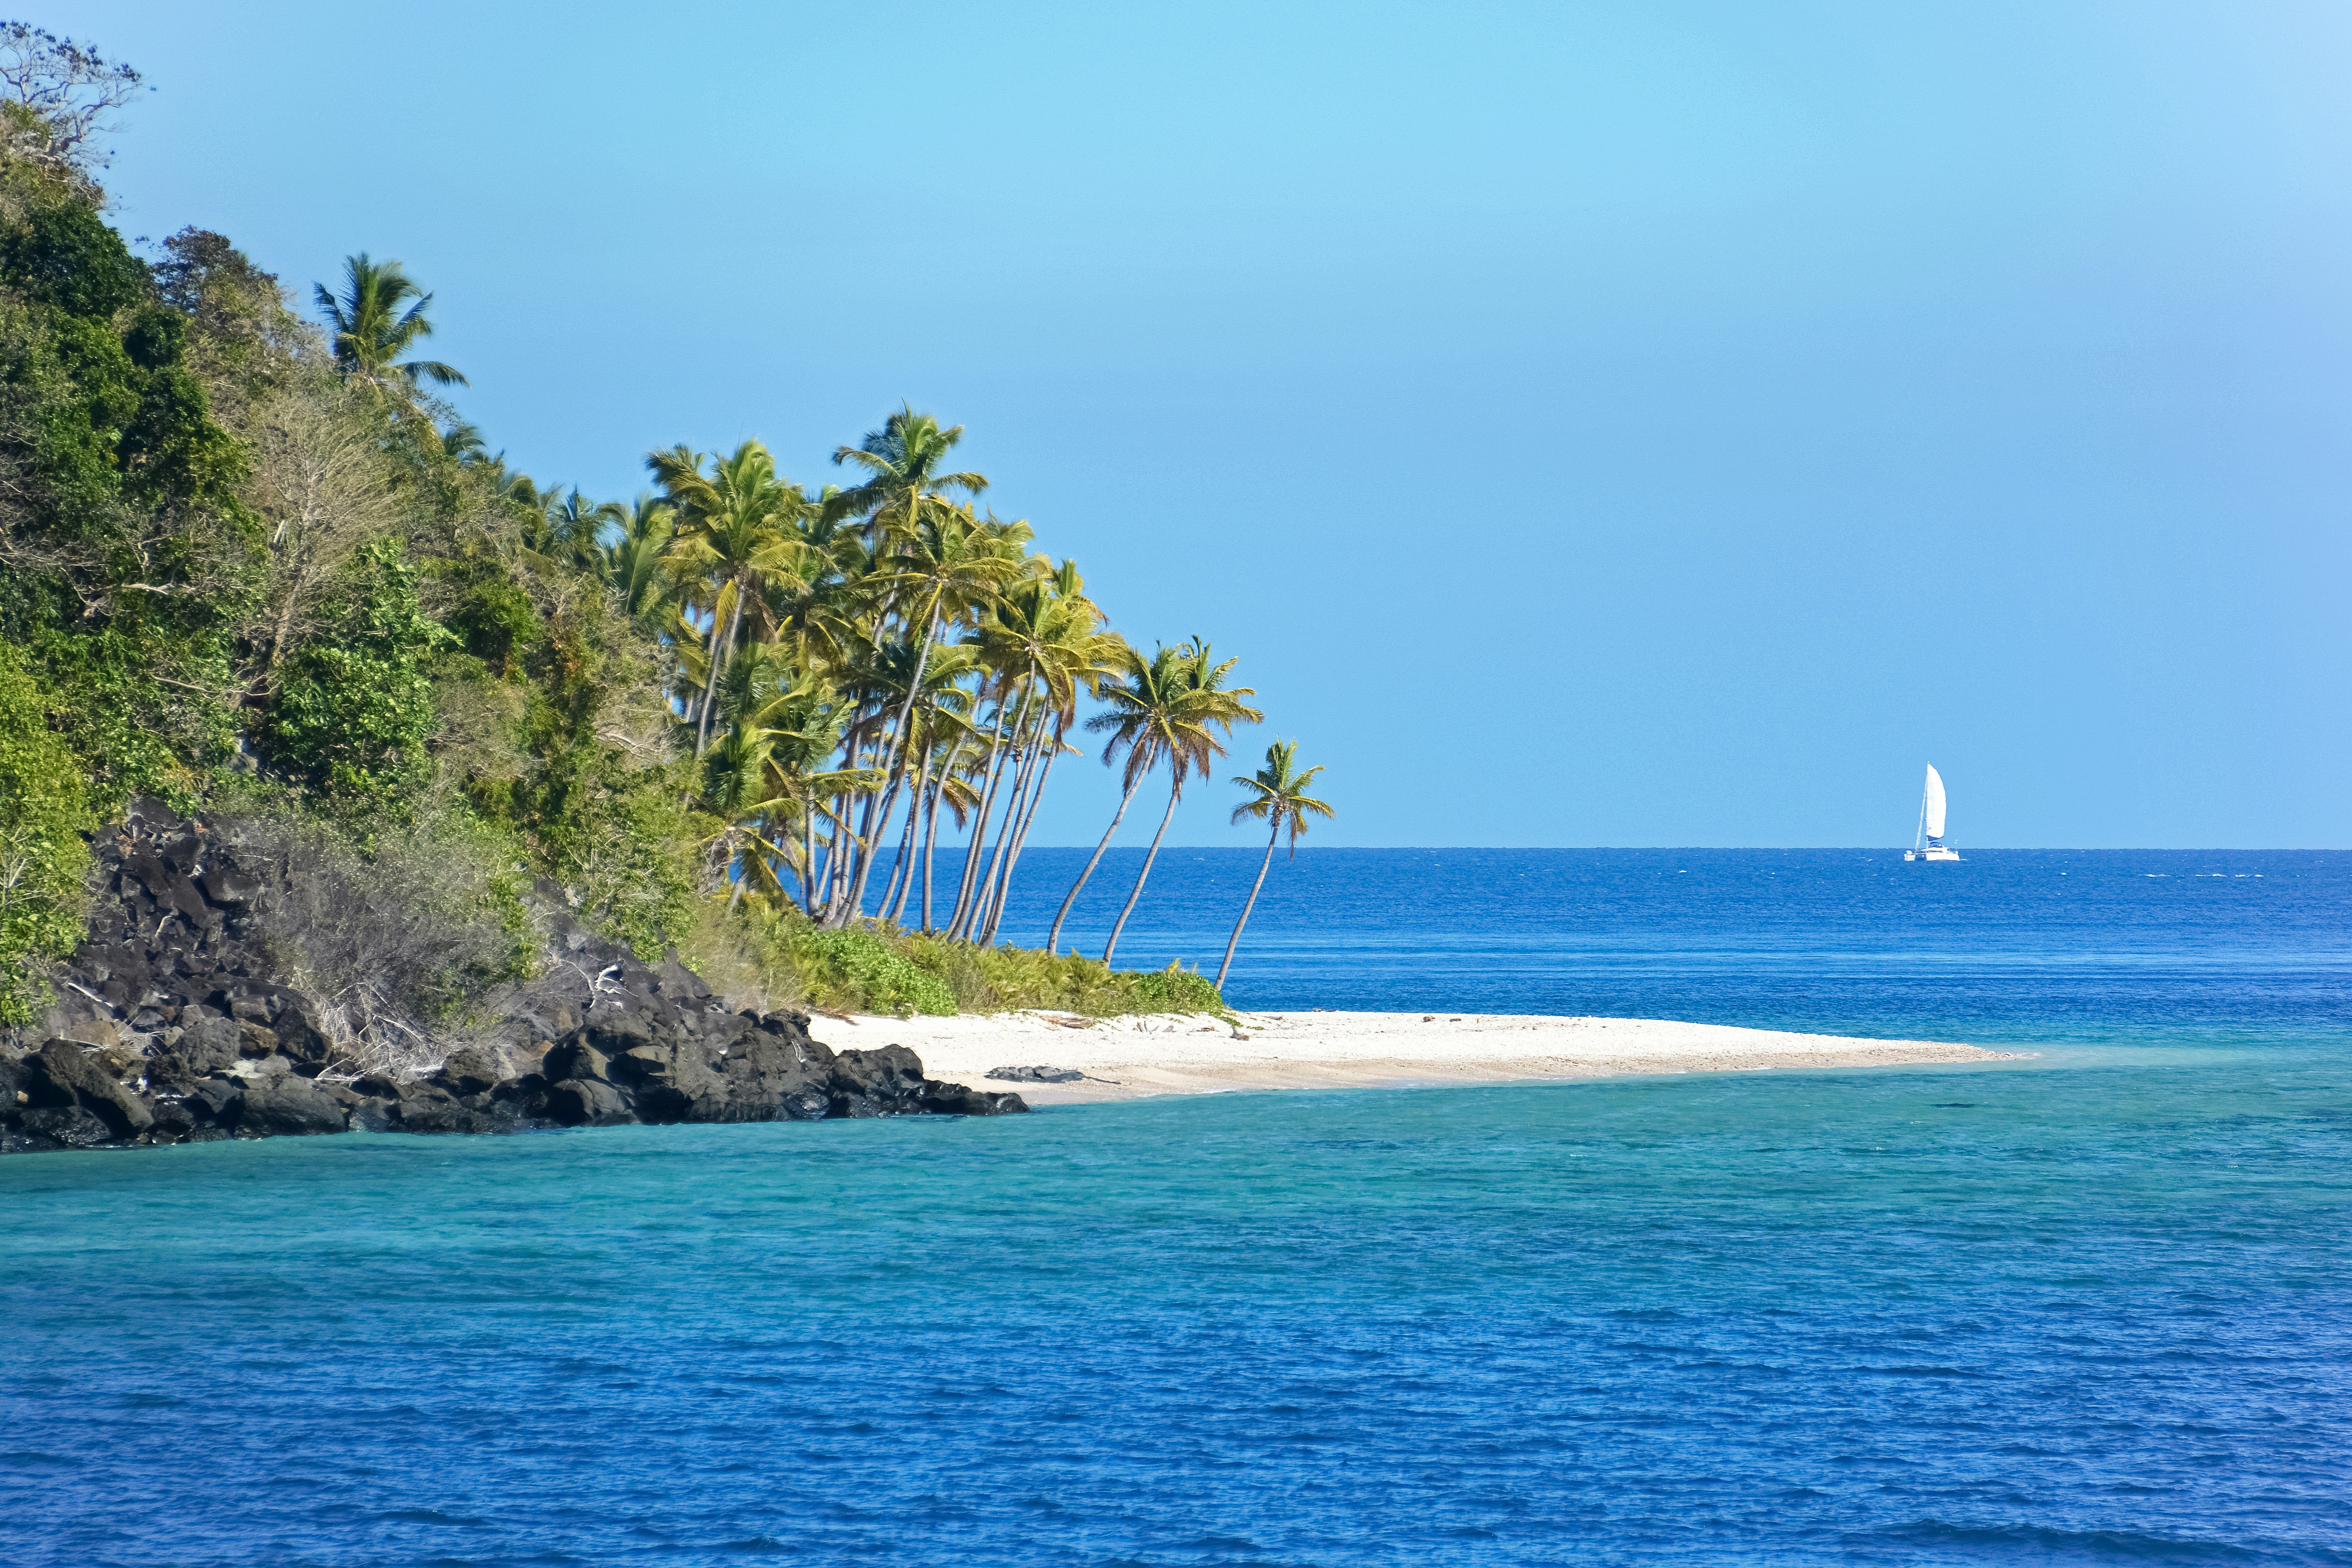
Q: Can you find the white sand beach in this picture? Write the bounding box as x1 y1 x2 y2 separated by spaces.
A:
804 1010 2024 1106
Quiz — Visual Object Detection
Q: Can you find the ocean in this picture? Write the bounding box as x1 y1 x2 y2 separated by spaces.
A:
5 849 2348 1566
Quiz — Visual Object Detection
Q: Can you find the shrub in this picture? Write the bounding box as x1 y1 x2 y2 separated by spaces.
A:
0 645 91 1023
787 926 957 1018
267 537 452 813
218 807 530 1073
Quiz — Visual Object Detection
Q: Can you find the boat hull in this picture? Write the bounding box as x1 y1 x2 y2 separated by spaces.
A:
1904 847 1961 862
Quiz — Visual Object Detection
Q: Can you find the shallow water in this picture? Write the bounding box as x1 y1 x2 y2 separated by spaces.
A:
6 850 2349 1565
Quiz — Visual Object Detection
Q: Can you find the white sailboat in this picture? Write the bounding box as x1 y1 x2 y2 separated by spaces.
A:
1904 764 1960 861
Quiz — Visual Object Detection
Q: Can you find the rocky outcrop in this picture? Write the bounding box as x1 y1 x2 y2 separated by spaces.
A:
0 800 1025 1155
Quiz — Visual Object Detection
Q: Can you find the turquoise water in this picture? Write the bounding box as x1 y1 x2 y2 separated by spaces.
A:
6 851 2350 1564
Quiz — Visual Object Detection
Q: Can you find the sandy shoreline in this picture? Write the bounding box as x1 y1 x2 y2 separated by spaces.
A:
805 1009 2026 1106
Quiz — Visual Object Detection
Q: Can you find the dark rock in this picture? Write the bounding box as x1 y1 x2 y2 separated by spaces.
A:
828 1046 931 1117
583 1007 655 1056
200 864 262 908
918 1080 1031 1116
539 1038 611 1088
186 1076 244 1128
164 1014 241 1078
16 1104 117 1148
545 1077 630 1126
434 1045 505 1097
4 806 1025 1156
25 1040 153 1139
237 1073 349 1138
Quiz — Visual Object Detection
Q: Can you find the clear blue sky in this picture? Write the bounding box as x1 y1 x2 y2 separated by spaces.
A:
56 0 2352 847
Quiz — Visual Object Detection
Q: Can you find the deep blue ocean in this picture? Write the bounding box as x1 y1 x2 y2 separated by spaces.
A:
6 849 2349 1566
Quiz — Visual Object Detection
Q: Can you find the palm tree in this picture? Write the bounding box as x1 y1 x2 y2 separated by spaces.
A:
526 487 621 573
827 405 988 545
312 253 466 401
1048 640 1261 961
599 494 675 625
1216 741 1333 988
827 506 1020 926
1099 639 1260 964
763 504 862 676
966 565 1122 944
1045 640 1186 955
651 441 811 755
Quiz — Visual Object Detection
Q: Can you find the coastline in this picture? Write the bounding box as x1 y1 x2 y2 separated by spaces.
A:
807 1010 2027 1106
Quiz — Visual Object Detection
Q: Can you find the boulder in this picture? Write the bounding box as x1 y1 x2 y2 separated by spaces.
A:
433 1045 506 1097
236 1073 349 1138
24 1040 153 1139
15 1104 117 1148
545 1076 630 1126
185 1075 245 1129
827 1046 935 1118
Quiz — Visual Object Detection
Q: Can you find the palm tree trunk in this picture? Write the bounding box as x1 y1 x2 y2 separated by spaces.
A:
1217 819 1281 989
951 677 1034 939
827 712 894 925
833 608 939 929
885 739 932 925
801 793 821 915
878 784 915 922
972 723 1041 941
694 581 741 757
959 692 1038 941
1046 773 1139 956
920 738 964 933
1103 774 1181 966
835 738 911 928
946 702 1009 933
980 722 1063 946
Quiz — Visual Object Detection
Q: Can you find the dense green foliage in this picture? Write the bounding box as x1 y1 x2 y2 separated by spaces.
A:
0 643 89 1022
747 911 1225 1020
268 538 449 810
0 27 1300 1022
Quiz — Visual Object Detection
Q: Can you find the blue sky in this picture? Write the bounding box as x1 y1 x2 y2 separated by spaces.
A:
57 0 2352 846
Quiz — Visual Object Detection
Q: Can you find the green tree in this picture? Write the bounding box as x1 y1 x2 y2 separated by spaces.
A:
0 644 90 1023
651 440 810 756
1049 639 1262 960
835 506 1021 926
266 537 452 812
600 493 674 624
312 253 466 402
0 22 145 197
1098 639 1260 964
826 404 988 546
1217 740 1333 988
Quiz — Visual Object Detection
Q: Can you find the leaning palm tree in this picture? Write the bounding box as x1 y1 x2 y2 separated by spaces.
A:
965 568 1122 944
826 506 1020 926
1216 741 1333 988
312 253 466 401
1044 639 1192 956
1099 639 1260 964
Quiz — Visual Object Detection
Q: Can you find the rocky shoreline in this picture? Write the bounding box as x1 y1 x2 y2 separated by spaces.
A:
0 802 1025 1155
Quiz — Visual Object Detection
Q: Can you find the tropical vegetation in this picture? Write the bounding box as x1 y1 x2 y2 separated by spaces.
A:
0 21 1318 1023
1218 741 1335 987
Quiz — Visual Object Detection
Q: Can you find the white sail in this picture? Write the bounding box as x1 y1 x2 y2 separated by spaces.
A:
1922 765 1947 841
